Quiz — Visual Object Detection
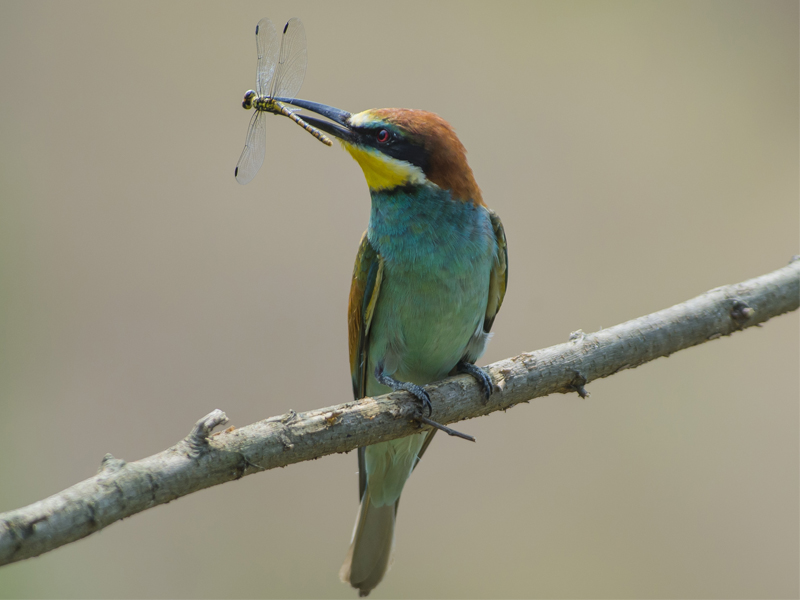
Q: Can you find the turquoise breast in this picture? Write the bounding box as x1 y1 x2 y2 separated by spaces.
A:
365 184 496 393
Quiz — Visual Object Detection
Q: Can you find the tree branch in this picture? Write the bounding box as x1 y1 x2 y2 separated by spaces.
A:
1 259 798 567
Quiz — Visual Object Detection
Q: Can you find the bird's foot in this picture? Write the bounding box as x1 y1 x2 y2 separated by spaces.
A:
374 366 432 416
456 361 494 401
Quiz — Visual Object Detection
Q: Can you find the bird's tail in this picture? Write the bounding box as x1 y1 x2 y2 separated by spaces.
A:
340 487 396 597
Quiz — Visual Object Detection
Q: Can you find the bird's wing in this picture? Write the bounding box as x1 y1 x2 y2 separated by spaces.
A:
348 232 384 500
348 231 384 400
483 209 508 333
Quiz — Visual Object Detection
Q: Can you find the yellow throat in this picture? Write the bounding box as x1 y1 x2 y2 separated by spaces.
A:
340 142 427 191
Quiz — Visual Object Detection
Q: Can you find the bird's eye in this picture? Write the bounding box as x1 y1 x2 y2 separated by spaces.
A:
376 129 391 144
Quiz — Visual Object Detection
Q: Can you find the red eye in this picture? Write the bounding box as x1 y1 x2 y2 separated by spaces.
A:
376 129 390 143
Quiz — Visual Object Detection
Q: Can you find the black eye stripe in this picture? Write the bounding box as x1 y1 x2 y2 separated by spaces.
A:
354 126 429 173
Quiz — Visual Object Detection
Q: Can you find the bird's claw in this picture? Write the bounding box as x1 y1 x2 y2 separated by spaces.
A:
395 380 432 417
415 388 433 417
456 361 494 401
375 365 433 416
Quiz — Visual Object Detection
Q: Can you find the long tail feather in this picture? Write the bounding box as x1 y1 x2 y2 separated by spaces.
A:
340 487 396 597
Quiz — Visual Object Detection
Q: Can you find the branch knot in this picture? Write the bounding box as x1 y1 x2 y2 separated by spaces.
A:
184 410 229 458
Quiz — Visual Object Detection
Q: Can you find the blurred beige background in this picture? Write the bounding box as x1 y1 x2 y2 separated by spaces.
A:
0 1 797 598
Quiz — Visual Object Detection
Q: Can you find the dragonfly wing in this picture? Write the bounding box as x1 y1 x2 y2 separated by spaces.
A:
255 17 280 97
270 18 307 101
235 110 267 185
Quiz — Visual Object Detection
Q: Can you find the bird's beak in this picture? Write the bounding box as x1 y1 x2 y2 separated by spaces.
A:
273 97 353 142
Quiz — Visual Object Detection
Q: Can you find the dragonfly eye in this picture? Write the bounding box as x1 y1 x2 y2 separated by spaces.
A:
376 129 391 144
242 90 258 109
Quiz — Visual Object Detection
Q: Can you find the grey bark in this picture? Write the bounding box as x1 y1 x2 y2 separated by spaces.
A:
1 259 798 567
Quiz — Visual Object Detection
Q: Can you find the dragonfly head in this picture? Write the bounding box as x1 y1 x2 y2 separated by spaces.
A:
242 90 257 110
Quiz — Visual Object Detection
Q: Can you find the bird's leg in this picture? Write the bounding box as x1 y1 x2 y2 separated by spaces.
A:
374 365 432 416
456 360 494 401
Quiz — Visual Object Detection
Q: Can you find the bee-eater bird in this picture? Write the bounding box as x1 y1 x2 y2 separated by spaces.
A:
277 97 508 596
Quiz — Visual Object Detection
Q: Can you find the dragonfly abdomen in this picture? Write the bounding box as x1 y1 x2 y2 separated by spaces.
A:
277 102 333 146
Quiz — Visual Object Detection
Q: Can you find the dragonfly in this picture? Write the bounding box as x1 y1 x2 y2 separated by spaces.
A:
235 17 332 185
